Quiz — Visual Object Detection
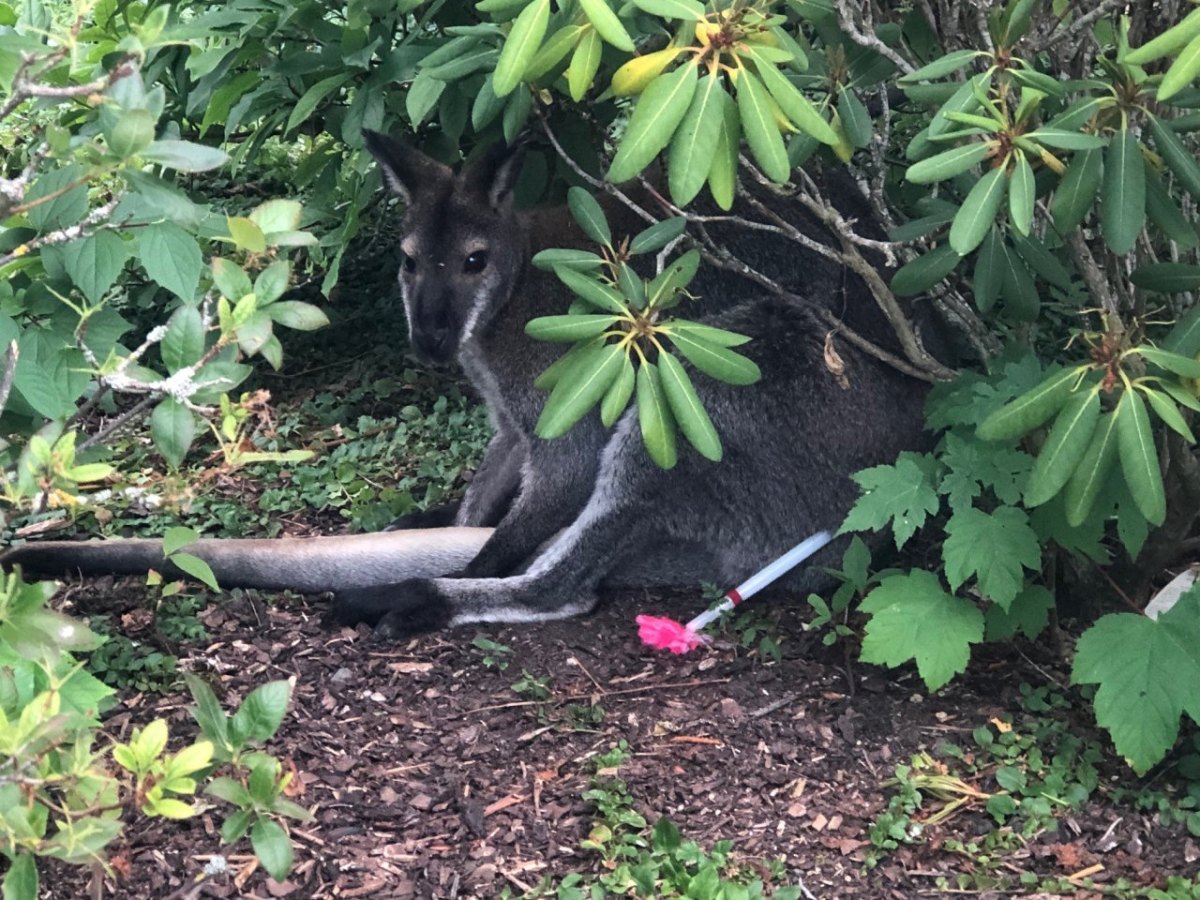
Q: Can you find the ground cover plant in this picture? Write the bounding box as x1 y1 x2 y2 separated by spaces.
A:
4 0 1200 894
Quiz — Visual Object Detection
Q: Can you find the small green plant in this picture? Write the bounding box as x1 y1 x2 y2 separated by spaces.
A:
184 674 314 882
473 635 513 671
806 536 873 647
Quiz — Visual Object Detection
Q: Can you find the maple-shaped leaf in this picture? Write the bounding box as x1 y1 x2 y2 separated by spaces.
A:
840 455 940 549
938 431 1033 512
859 570 985 691
925 354 1045 431
943 506 1041 609
985 584 1054 641
1073 585 1200 774
1029 494 1109 564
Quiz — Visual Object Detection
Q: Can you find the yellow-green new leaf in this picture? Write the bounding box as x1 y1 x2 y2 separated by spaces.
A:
950 165 1007 255
977 366 1083 441
1117 389 1166 526
636 361 678 468
609 63 698 183
1024 388 1100 507
578 0 634 51
536 342 625 438
1064 410 1120 526
658 350 722 461
1126 6 1200 64
736 68 790 182
1160 32 1200 101
668 72 726 206
568 28 602 101
493 0 551 97
611 47 686 96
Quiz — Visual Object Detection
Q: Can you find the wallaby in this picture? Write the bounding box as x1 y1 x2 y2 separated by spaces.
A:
1 134 932 638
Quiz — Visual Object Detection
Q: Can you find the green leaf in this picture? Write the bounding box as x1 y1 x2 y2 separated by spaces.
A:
942 506 1040 609
1010 232 1074 291
65 231 129 303
26 165 88 232
1148 114 1200 202
163 525 201 557
1116 388 1166 526
1022 128 1106 150
184 673 229 747
976 366 1083 441
985 584 1053 642
1008 153 1035 237
567 187 611 247
140 223 202 301
1051 147 1101 233
859 570 985 691
251 819 294 883
286 73 352 133
668 73 726 206
578 0 633 51
1125 6 1200 64
567 28 602 102
609 63 698 184
667 320 751 347
1064 410 1120 527
646 248 701 306
636 360 677 469
1131 263 1200 294
531 248 605 271
999 240 1039 321
554 266 627 314
161 306 205 374
211 257 252 302
928 73 990 139
950 166 1008 255
525 314 618 342
601 352 635 426
631 0 704 19
664 329 760 385
535 342 625 438
3 853 37 900
658 351 721 461
1164 305 1200 358
170 552 220 591
891 243 961 296
267 301 329 331
1072 586 1200 774
406 72 444 126
1143 386 1196 442
1159 33 1200 102
151 398 195 469
736 68 790 182
898 49 981 84
707 87 740 210
231 680 291 743
905 141 994 184
1101 128 1146 255
837 88 872 148
142 140 229 172
1146 167 1200 249
1137 346 1200 379
493 0 551 96
750 52 838 146
255 260 291 306
839 456 940 550
1024 388 1101 507
628 218 687 255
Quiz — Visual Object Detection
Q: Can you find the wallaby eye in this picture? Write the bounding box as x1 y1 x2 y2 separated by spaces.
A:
402 254 417 274
464 251 489 274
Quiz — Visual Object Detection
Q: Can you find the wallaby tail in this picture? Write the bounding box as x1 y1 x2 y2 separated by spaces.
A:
0 528 495 593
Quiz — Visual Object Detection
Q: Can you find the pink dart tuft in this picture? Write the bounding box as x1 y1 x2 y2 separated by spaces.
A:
636 615 705 654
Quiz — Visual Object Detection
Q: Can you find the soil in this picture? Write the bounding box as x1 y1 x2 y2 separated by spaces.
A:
33 242 1200 899
41 580 1200 899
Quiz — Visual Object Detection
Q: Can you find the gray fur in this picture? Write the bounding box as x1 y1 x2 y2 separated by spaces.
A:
2 135 932 637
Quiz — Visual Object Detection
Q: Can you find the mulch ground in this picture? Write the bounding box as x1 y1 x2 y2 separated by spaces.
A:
42 580 1199 899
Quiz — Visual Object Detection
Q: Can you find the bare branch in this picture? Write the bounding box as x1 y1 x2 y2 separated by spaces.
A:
1035 0 1126 52
834 0 915 75
0 340 17 420
0 198 121 267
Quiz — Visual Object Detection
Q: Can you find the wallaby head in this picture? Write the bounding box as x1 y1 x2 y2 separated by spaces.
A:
363 131 527 364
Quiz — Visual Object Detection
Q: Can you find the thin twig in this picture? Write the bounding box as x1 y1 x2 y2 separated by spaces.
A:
0 340 17 419
834 0 915 74
1035 0 1126 51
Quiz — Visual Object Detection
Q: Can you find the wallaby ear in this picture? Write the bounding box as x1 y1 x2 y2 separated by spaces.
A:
363 130 450 204
461 141 527 210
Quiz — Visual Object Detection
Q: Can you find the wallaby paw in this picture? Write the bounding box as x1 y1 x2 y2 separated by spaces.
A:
373 580 453 640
